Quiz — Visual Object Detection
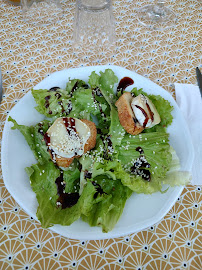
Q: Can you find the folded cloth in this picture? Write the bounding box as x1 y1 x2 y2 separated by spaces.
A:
175 83 202 186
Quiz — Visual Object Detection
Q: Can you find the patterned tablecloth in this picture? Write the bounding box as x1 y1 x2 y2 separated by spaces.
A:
0 0 202 269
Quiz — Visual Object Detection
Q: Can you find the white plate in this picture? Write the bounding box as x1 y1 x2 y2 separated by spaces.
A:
2 65 194 240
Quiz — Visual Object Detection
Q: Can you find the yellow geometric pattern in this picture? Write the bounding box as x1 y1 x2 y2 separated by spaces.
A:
0 0 201 269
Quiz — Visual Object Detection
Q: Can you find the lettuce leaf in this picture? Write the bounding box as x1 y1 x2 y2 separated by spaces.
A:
8 116 51 164
89 69 118 106
26 161 97 228
69 88 108 121
116 132 173 193
81 175 132 233
65 79 88 95
31 79 89 118
31 88 72 118
88 69 125 147
162 147 191 187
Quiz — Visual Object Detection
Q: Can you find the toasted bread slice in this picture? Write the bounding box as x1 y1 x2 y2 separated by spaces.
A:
49 119 97 168
54 155 74 168
81 119 97 153
115 92 144 135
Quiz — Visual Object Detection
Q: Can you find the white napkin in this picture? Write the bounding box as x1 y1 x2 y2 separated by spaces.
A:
175 83 202 185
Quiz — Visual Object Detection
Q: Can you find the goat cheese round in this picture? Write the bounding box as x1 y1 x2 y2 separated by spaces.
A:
131 94 161 128
46 117 91 158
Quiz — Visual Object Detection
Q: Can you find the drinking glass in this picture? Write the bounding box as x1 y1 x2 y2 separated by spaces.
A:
21 0 63 26
137 1 178 30
73 0 116 62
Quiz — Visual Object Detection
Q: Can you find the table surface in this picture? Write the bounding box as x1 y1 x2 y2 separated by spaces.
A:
0 0 201 269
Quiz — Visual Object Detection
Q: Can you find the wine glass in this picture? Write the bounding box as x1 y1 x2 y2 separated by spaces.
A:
137 1 178 30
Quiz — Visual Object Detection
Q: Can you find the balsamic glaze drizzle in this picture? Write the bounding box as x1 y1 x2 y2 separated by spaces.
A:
55 92 62 99
45 86 72 116
55 172 80 209
134 96 154 127
62 117 77 135
97 129 113 160
84 171 92 179
92 89 107 121
135 105 149 128
92 181 106 199
38 122 45 136
146 102 154 121
49 86 60 92
44 132 50 145
130 147 151 181
136 146 144 155
45 95 51 108
57 101 65 114
70 81 78 97
117 77 134 95
93 87 103 97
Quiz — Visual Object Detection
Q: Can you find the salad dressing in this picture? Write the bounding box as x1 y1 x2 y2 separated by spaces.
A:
92 181 106 199
117 77 134 95
44 132 50 145
45 95 51 108
70 81 78 97
55 92 62 99
38 122 45 136
57 100 65 114
62 117 77 135
43 132 57 162
146 102 154 122
93 87 103 97
130 147 151 181
55 172 80 209
97 129 113 159
45 87 73 115
49 86 60 91
136 146 144 155
134 105 149 128
92 89 107 121
84 170 92 179
106 135 113 149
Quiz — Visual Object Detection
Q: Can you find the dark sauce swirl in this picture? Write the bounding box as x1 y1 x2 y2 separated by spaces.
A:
55 172 80 209
117 77 134 95
49 86 60 92
92 181 106 199
92 89 107 122
131 147 151 182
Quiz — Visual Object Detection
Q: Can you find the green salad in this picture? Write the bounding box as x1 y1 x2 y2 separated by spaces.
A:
9 69 189 232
